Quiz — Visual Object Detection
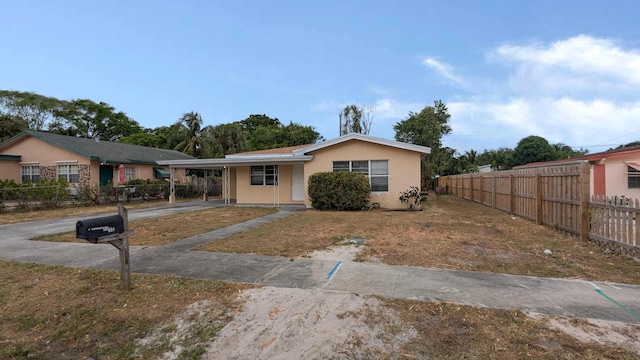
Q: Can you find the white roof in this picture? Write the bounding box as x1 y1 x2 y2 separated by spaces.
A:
293 133 431 155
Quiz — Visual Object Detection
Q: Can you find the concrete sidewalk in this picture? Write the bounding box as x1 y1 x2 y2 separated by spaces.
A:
1 201 639 324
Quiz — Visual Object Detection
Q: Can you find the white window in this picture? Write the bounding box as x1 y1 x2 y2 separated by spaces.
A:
58 164 79 183
21 166 40 183
124 166 135 181
250 165 278 186
629 166 640 189
332 160 389 192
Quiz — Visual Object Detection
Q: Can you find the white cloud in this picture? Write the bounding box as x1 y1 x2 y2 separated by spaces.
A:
422 57 467 87
443 35 640 152
491 35 640 95
447 97 640 152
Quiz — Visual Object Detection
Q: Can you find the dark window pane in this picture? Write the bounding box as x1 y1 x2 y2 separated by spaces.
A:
351 161 369 174
371 176 388 192
333 161 349 172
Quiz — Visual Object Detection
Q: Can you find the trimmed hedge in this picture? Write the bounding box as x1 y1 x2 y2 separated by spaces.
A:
308 171 371 210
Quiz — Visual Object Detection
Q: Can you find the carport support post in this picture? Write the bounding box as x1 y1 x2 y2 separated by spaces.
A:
117 204 131 288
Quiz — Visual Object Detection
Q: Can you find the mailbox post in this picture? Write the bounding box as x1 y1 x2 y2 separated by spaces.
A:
76 204 133 288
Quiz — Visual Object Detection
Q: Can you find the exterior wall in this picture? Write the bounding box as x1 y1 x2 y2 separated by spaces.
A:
0 160 20 182
0 136 91 184
303 140 422 209
234 164 300 204
602 159 640 199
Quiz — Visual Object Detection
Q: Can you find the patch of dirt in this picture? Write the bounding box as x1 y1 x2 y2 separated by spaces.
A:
205 287 416 359
306 244 364 262
528 313 640 355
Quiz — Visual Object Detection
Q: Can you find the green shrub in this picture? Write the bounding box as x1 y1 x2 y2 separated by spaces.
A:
308 172 371 210
399 186 422 210
0 178 69 208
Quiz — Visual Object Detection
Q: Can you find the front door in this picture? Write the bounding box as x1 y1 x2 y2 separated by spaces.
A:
292 165 304 201
593 164 605 196
100 165 113 186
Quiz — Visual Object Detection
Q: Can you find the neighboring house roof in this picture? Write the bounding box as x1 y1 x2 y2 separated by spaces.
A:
515 145 640 169
157 133 431 168
0 130 195 164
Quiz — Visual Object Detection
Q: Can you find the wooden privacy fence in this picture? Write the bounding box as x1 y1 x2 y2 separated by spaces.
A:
437 161 640 257
438 161 590 239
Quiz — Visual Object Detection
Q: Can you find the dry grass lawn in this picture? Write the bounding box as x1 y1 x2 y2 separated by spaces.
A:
33 206 276 247
199 195 640 285
0 261 250 360
0 200 173 225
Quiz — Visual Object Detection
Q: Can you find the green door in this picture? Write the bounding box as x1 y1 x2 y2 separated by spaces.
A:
100 165 113 186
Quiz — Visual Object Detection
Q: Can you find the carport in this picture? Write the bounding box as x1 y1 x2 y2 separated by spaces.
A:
157 154 313 206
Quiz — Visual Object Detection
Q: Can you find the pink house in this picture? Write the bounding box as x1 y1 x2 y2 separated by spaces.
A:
516 145 640 199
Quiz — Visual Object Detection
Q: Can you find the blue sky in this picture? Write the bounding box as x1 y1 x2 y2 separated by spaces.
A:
2 0 640 154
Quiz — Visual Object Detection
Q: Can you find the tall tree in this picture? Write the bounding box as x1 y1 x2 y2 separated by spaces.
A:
511 135 554 167
393 100 451 148
477 147 514 170
201 123 247 158
0 90 64 130
174 112 204 157
238 114 281 134
394 100 452 189
339 104 374 136
50 99 141 141
0 113 28 141
237 114 322 151
551 142 586 160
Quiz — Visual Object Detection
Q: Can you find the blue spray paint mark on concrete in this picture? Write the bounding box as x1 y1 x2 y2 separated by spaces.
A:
327 261 342 280
595 289 640 321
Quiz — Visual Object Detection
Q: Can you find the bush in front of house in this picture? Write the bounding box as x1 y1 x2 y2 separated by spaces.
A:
0 178 70 211
308 172 371 210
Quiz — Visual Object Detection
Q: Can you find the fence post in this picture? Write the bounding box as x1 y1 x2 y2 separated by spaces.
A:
491 174 496 208
535 173 542 225
479 175 484 205
509 175 515 214
469 175 474 202
117 204 131 288
579 162 590 242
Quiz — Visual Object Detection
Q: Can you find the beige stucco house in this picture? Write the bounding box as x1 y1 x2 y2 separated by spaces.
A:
157 133 431 209
0 130 194 188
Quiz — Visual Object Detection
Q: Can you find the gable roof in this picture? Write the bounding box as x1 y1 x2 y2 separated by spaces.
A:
0 130 195 164
293 133 431 156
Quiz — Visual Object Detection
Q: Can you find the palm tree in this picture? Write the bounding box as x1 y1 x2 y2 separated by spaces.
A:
174 112 204 157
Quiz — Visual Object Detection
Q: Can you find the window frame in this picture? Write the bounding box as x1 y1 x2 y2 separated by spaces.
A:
250 165 279 186
332 160 389 192
628 166 640 189
58 164 79 183
21 166 40 183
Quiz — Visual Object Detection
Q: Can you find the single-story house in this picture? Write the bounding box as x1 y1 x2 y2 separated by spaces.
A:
515 145 640 199
157 133 431 209
0 130 194 188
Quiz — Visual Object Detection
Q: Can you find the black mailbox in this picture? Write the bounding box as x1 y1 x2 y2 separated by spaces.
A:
76 215 125 243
